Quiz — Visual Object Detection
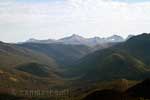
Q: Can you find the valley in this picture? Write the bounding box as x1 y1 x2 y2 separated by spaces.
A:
0 34 150 100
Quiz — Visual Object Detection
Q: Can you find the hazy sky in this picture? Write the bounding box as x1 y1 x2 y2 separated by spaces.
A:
0 0 150 42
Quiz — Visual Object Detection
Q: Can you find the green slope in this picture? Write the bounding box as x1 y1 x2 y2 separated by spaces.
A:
17 43 93 66
0 41 65 90
16 62 55 77
0 42 58 69
68 33 150 81
119 33 150 66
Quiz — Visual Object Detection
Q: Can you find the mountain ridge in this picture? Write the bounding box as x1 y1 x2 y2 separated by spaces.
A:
25 34 125 46
67 33 150 81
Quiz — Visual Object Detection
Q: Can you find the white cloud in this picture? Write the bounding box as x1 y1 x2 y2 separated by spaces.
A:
0 0 150 42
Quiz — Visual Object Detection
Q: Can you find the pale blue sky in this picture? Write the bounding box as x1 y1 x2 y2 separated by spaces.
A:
113 0 150 3
0 0 150 42
17 0 150 3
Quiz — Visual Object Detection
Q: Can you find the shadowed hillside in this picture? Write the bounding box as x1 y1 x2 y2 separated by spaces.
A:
0 41 65 90
83 79 150 100
126 78 150 99
17 43 93 66
68 33 150 81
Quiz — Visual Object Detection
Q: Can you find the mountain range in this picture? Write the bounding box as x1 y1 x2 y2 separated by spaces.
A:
17 43 93 66
26 34 125 46
19 34 126 66
0 33 150 100
67 33 150 81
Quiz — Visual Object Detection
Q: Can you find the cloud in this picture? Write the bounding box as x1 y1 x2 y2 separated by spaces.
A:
0 0 150 42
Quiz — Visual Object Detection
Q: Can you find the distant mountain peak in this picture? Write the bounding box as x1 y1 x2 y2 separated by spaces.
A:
127 33 150 42
126 34 135 40
72 34 81 37
65 34 85 39
107 35 124 42
26 38 55 44
27 38 39 42
109 35 122 38
59 34 86 45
